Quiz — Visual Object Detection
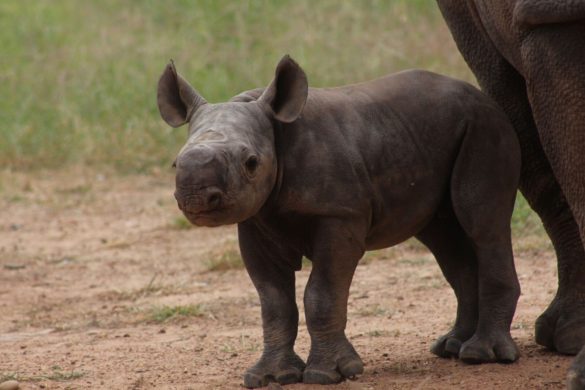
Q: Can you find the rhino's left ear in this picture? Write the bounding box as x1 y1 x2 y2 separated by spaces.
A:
259 55 308 123
157 61 207 128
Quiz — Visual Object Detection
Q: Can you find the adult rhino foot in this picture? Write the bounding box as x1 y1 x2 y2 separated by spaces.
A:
431 327 475 358
568 346 585 390
303 339 364 384
459 332 519 364
535 299 585 355
243 351 305 388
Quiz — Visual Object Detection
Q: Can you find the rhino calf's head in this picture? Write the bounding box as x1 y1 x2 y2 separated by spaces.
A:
157 56 308 227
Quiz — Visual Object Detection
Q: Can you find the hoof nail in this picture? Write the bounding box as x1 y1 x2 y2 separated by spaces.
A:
275 369 302 385
303 369 342 385
445 338 462 356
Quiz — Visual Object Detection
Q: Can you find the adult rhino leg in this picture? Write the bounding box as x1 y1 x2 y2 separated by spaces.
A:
568 346 585 390
302 219 365 385
416 211 479 359
521 25 585 355
438 0 585 356
238 221 305 388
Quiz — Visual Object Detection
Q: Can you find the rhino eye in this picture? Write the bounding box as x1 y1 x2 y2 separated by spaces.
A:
245 156 259 175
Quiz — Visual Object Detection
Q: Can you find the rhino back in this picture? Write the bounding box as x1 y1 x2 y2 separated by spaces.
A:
267 70 509 246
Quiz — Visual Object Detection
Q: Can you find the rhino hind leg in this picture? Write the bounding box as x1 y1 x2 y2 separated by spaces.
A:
416 213 479 359
447 118 521 364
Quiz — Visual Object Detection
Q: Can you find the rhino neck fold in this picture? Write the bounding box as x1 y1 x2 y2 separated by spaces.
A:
260 120 286 215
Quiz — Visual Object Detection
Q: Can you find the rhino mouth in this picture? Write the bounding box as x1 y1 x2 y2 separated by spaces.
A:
183 208 221 218
182 207 228 227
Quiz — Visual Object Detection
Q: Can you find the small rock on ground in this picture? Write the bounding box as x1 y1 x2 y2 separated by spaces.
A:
0 380 20 390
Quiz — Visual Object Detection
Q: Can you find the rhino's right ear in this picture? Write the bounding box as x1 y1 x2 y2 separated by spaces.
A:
157 61 207 128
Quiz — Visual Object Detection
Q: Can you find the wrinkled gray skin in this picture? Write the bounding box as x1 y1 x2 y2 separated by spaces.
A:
436 1 585 388
157 56 522 387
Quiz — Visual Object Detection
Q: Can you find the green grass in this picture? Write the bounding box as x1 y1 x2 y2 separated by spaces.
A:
1 1 548 244
0 0 471 171
149 304 203 323
0 369 85 383
511 192 550 252
205 246 244 272
171 215 193 230
512 192 546 238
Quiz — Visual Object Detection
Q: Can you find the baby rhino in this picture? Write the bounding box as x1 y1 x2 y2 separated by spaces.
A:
157 55 521 387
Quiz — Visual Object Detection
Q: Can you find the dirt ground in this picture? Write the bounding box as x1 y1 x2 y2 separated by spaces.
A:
0 169 572 389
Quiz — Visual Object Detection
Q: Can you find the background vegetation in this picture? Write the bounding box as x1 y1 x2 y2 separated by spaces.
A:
1 0 470 170
0 0 544 240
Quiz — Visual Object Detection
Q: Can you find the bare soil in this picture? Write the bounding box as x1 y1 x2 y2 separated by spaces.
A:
0 169 571 389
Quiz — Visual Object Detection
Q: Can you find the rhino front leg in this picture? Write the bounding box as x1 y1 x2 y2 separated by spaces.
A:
238 221 305 389
302 219 366 385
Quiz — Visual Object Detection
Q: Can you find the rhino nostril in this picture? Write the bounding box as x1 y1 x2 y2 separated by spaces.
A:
207 192 222 210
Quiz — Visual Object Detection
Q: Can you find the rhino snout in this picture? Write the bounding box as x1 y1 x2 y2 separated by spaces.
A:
174 186 224 215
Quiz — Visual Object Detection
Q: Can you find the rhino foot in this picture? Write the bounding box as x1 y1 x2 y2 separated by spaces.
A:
568 347 585 390
303 339 364 384
243 351 305 388
431 324 475 358
535 298 585 355
458 332 519 364
431 331 465 358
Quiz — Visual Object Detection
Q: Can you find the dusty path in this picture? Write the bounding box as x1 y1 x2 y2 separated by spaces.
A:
0 170 571 389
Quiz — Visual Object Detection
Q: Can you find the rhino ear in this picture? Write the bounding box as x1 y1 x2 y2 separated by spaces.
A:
157 61 207 128
259 55 308 123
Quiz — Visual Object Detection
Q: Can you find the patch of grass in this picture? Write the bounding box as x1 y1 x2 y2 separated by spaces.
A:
205 245 243 272
149 304 203 323
358 304 392 318
111 273 180 301
366 330 391 337
0 369 85 383
134 274 164 297
361 249 394 264
0 373 18 382
511 321 530 330
398 256 432 266
5 194 26 203
45 368 85 382
55 184 92 195
171 215 193 230
512 192 549 252
512 193 541 234
220 334 261 354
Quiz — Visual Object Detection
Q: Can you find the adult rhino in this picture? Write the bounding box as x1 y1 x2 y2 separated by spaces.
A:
436 1 585 387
